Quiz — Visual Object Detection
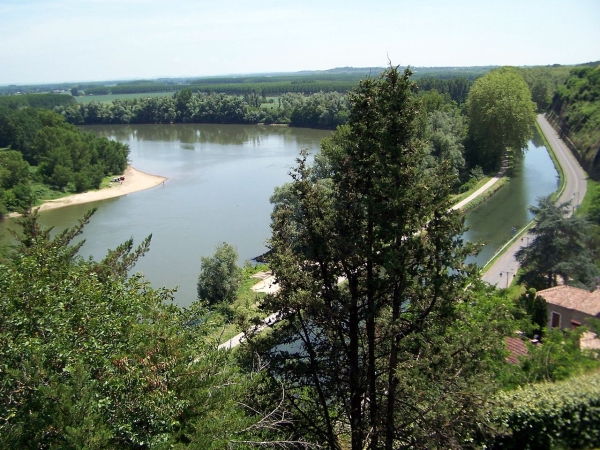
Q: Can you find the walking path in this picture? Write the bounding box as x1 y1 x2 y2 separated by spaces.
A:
481 114 587 287
450 168 506 211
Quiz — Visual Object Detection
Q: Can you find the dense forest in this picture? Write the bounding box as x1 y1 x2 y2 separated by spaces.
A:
0 104 129 217
546 65 600 179
52 75 472 130
1 65 600 448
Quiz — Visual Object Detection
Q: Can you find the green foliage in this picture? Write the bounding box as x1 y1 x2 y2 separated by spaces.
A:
288 91 349 128
423 108 466 181
0 108 129 200
522 328 600 384
416 76 473 104
517 288 547 335
0 150 30 189
197 242 243 306
547 65 600 179
0 150 34 213
515 65 571 111
0 93 75 110
516 196 599 289
580 178 600 223
0 211 281 448
486 370 600 449
54 72 482 131
255 66 500 449
466 67 536 172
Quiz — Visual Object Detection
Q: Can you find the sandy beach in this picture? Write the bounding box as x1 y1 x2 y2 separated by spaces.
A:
7 166 167 217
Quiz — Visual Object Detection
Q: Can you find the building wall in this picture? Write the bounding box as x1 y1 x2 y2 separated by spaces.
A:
547 305 594 329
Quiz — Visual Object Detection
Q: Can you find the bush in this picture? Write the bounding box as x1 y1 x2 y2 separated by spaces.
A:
485 371 600 449
197 242 242 306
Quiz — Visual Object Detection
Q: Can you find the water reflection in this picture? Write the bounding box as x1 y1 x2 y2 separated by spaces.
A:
82 123 320 148
463 127 558 266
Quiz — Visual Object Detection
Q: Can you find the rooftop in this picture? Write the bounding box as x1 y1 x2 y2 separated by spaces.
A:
505 337 529 365
537 285 600 317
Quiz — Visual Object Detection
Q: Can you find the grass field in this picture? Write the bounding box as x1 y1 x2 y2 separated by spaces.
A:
576 178 599 217
75 91 174 104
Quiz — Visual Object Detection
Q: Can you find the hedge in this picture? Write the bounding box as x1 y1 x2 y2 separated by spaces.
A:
485 371 600 449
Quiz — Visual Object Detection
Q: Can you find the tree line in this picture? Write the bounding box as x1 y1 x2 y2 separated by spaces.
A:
0 107 129 217
56 70 533 178
0 93 76 110
56 90 352 129
83 80 360 97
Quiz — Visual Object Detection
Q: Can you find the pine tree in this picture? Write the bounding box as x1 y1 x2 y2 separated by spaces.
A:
257 67 484 449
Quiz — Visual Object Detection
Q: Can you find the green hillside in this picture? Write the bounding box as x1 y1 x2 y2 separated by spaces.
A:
547 65 600 179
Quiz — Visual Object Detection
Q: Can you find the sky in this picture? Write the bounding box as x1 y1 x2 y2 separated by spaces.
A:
0 0 598 85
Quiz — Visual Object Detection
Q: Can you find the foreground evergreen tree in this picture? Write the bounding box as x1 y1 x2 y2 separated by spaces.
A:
255 67 497 449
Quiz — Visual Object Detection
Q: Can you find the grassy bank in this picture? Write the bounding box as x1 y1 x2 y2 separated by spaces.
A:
458 176 509 213
75 92 174 104
577 177 599 217
450 176 493 205
210 264 269 344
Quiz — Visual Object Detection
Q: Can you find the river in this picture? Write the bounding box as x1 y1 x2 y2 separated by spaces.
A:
0 124 557 306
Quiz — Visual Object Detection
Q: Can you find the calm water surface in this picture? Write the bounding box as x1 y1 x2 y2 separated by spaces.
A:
0 125 557 306
1 124 331 307
463 128 558 266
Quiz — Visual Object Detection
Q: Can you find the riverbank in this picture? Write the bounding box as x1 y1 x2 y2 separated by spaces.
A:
481 114 585 286
6 166 167 218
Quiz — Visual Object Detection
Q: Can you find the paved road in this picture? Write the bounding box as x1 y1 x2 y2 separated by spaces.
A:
218 312 280 350
481 114 588 287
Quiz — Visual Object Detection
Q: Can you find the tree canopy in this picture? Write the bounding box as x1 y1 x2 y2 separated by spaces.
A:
516 196 599 290
465 67 536 172
0 211 283 449
0 108 129 213
251 66 505 449
197 242 243 306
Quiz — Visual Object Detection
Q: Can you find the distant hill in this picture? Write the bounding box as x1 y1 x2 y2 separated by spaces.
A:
0 65 500 95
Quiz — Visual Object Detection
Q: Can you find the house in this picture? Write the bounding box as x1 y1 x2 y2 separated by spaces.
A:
537 285 600 330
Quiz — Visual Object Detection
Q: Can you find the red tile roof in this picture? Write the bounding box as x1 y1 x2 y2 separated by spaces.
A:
537 285 600 317
505 337 529 365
